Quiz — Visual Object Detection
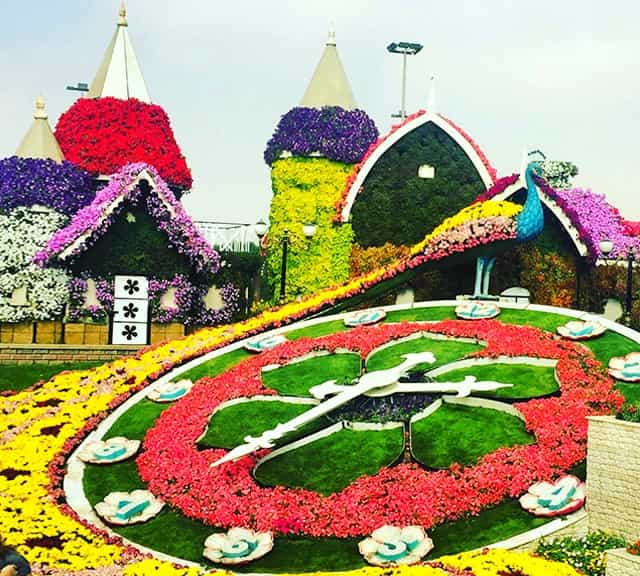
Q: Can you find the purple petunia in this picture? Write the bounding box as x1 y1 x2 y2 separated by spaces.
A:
264 106 378 165
0 156 94 216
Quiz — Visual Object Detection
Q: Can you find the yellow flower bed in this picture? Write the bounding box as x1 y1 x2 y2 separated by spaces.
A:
439 548 582 575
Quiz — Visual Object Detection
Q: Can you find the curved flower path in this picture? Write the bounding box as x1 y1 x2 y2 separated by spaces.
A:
0 304 620 575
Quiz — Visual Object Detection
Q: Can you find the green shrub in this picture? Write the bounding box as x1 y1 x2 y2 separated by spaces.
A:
616 400 640 423
536 531 628 576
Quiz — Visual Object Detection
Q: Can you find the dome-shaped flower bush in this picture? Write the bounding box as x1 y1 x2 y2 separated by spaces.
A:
0 156 93 216
264 106 378 165
55 97 192 189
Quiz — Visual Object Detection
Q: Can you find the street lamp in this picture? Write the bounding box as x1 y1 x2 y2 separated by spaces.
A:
254 219 268 241
387 41 423 119
599 239 635 327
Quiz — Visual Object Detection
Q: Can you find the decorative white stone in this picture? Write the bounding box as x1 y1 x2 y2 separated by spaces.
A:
455 301 500 320
203 285 224 311
344 309 386 327
557 320 606 340
9 286 28 306
244 334 288 353
203 528 273 565
147 379 193 402
95 490 164 525
609 352 640 382
358 525 434 566
77 436 140 464
519 475 585 517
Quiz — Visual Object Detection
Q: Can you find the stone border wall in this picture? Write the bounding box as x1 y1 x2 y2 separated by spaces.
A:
587 416 640 542
0 344 140 365
606 548 640 576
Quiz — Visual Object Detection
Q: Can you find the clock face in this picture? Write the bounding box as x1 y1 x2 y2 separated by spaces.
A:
130 319 613 540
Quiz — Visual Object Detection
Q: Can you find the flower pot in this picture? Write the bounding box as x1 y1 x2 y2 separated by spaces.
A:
63 322 86 345
35 320 63 344
587 416 640 542
605 548 640 576
150 322 185 344
84 324 109 345
0 322 34 344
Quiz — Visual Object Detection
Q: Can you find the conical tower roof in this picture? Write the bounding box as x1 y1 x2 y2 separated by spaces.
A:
300 28 356 110
15 96 65 162
87 1 150 102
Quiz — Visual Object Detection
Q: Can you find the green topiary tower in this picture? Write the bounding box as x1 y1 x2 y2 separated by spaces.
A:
263 29 378 302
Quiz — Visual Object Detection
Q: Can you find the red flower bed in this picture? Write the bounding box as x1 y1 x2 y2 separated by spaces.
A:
138 320 622 538
55 97 192 189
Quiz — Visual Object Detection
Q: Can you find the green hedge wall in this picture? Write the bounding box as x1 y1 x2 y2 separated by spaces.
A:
351 121 486 247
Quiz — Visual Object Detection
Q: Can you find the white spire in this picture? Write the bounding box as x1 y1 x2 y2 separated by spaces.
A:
15 96 65 163
300 26 356 110
87 1 151 102
427 75 437 113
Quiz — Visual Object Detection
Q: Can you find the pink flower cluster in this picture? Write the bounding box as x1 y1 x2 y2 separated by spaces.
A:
137 320 622 538
34 163 219 273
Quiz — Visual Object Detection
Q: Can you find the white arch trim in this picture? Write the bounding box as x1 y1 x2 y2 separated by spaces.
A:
339 111 496 222
492 180 589 257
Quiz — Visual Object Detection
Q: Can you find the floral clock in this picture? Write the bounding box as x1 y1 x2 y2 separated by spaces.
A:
132 319 617 549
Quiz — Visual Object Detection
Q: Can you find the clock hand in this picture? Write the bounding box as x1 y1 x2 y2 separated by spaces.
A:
210 352 436 467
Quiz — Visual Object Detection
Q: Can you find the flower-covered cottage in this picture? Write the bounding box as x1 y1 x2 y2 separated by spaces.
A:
0 4 238 346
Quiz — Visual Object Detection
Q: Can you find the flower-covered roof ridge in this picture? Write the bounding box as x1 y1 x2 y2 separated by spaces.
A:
334 109 498 222
35 163 218 274
55 97 192 190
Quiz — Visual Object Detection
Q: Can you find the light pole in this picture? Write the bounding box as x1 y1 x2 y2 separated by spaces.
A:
387 42 423 119
599 240 635 326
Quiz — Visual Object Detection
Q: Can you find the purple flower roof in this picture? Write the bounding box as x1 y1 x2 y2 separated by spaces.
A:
474 173 640 260
35 163 219 273
0 156 94 216
264 106 378 165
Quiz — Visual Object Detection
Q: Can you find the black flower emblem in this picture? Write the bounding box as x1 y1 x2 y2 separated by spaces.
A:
124 279 140 296
123 303 139 319
121 325 138 341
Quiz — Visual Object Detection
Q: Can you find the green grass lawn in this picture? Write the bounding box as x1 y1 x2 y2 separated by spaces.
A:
366 337 483 374
411 403 534 468
384 306 457 322
198 399 331 449
261 353 362 396
0 361 104 393
434 363 558 400
179 348 250 382
254 427 404 495
286 320 350 340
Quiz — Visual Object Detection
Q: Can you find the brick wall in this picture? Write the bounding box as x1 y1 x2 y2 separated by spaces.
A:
606 548 640 576
587 416 640 542
0 344 140 365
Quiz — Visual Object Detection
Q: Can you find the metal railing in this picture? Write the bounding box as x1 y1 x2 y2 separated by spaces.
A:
194 221 260 253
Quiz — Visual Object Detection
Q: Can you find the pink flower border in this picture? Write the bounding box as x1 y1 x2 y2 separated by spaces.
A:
137 320 622 538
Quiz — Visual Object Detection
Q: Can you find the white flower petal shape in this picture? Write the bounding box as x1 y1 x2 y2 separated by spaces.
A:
244 334 288 353
147 379 193 402
557 320 606 340
203 528 273 565
609 352 640 382
519 475 585 517
455 301 500 320
77 436 140 464
95 490 164 525
359 525 433 567
344 309 386 327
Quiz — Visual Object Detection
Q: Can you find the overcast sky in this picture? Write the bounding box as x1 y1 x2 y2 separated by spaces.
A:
1 0 639 223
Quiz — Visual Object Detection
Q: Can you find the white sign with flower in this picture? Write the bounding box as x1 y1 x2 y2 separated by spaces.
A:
203 528 273 565
344 309 386 327
609 352 640 382
519 475 585 517
455 301 500 320
557 320 606 340
244 334 288 353
77 436 140 464
358 525 434 566
95 490 164 525
147 379 193 402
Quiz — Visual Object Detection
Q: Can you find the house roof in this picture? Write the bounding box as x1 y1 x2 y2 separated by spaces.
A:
15 96 65 163
87 1 150 102
300 28 357 110
35 163 218 273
